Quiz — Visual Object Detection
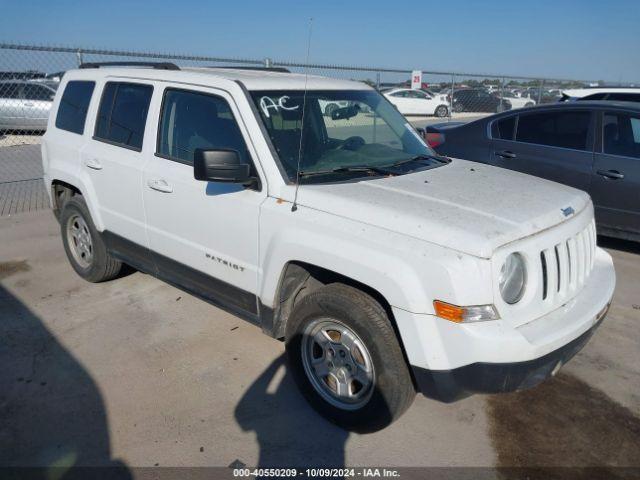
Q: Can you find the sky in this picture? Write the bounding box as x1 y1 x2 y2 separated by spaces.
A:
1 0 639 83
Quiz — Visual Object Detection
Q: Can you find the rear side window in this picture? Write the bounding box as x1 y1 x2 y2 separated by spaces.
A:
95 82 153 150
581 93 607 100
607 93 640 102
23 84 55 101
157 88 250 166
55 81 95 135
0 83 21 99
516 111 591 150
492 115 516 140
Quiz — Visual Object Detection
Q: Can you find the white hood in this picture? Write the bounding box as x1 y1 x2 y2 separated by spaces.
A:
294 159 590 258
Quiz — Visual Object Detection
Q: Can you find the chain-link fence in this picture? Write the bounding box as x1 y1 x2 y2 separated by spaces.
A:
0 42 596 215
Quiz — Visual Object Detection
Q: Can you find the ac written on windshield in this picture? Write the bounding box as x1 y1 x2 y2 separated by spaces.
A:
250 89 436 180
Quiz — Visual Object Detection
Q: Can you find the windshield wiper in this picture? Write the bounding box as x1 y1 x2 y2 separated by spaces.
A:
298 165 394 178
382 154 448 169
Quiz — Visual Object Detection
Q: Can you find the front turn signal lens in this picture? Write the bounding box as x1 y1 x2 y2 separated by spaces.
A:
434 301 500 323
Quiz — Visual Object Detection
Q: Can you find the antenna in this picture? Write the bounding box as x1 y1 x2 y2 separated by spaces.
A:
291 17 313 213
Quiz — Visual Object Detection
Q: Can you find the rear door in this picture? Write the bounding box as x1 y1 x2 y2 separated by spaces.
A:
20 83 55 129
489 109 595 191
82 80 154 262
0 82 24 129
589 110 640 236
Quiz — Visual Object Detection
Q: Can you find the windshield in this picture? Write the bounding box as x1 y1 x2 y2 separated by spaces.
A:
250 89 439 182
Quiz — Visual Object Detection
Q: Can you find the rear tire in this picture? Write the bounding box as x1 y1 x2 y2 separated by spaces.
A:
285 283 415 432
60 196 122 283
453 103 464 113
434 105 449 117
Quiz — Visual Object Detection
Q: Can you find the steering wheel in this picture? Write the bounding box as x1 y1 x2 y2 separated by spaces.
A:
338 136 366 151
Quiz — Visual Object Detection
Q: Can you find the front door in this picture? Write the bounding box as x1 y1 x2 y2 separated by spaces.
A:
590 110 640 236
142 86 265 317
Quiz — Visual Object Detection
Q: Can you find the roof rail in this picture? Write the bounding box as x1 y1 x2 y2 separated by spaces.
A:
205 66 291 73
79 61 180 71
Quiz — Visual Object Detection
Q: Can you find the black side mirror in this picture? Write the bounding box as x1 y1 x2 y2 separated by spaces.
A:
194 149 254 186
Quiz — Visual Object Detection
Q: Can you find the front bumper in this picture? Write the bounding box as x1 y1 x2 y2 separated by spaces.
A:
412 303 609 402
392 247 615 402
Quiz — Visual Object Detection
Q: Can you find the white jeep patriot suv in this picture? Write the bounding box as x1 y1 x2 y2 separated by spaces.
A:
42 62 616 431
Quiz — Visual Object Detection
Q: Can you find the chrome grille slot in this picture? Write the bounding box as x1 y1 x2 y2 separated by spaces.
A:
554 245 561 293
540 251 548 300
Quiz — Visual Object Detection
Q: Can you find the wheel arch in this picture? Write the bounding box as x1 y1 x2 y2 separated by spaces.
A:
265 260 402 343
48 174 104 230
264 260 421 392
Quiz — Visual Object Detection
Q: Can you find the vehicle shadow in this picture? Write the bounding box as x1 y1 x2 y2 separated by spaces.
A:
598 235 640 255
234 355 349 468
0 282 130 478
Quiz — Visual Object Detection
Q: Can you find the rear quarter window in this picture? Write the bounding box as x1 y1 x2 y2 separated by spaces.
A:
55 81 95 135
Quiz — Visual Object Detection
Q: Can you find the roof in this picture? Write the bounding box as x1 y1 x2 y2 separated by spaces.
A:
523 100 640 111
562 87 640 97
63 66 371 91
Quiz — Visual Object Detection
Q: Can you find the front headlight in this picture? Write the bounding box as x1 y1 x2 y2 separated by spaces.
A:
499 253 526 304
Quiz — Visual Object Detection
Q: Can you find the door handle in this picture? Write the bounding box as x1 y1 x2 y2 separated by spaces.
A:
23 102 34 107
83 158 102 170
597 169 624 180
147 178 173 193
496 150 517 159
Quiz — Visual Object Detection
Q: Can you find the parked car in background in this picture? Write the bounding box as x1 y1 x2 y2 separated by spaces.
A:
451 88 511 113
560 87 640 103
497 91 536 109
426 101 640 241
0 80 57 132
383 88 450 117
318 99 351 116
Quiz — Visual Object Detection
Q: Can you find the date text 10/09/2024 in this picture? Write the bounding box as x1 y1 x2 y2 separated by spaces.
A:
233 468 401 477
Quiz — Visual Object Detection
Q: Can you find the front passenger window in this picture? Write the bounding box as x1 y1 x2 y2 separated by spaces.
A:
157 88 251 166
603 112 640 159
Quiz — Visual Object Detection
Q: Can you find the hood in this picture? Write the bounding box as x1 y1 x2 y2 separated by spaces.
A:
295 159 590 258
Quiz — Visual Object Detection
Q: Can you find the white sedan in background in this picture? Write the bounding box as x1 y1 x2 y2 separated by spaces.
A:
498 91 536 109
383 88 450 117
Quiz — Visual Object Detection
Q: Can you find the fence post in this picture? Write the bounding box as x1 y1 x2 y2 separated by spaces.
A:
537 79 545 104
76 49 83 67
264 57 272 68
500 76 505 111
449 73 455 120
376 71 380 90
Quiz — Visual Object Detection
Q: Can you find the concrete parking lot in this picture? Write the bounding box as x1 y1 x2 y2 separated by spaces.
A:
0 129 639 475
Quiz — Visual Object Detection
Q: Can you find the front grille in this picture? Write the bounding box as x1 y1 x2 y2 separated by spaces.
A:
539 220 596 302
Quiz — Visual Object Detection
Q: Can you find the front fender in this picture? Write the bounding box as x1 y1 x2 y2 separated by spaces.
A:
258 198 493 314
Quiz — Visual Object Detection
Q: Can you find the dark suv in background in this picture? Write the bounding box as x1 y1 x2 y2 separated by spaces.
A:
451 88 511 113
426 101 640 241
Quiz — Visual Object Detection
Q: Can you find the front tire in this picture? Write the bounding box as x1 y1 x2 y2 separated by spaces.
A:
285 283 415 432
60 196 122 283
324 103 338 117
